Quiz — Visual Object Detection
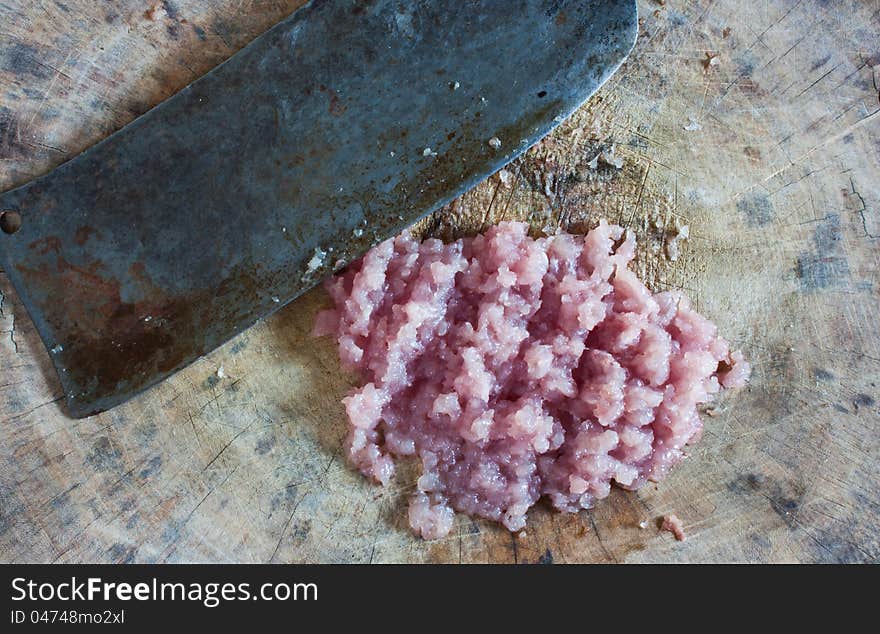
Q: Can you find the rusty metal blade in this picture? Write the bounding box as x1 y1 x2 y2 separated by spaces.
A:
0 0 637 418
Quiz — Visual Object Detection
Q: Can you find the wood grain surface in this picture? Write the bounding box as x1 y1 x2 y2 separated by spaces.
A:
1 0 878 563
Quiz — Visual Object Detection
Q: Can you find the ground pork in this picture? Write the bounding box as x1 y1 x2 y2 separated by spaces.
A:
661 514 687 541
314 221 749 539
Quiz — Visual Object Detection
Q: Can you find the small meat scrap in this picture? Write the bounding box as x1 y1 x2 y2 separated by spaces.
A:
314 221 750 539
661 514 687 541
144 3 165 21
683 117 702 132
304 247 327 277
702 52 720 71
581 145 624 174
665 221 690 262
497 169 514 188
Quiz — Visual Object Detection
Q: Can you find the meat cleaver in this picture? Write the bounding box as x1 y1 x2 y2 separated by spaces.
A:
0 0 637 418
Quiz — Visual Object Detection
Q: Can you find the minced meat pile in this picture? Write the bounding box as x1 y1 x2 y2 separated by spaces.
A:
314 221 749 539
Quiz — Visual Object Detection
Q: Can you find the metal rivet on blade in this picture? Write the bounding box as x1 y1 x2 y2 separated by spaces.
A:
0 210 22 234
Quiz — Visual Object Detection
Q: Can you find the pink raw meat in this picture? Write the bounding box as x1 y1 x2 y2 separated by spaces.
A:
314 221 749 539
661 514 687 541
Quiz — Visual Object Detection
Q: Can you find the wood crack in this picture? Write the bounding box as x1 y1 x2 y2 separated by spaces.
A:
850 177 878 239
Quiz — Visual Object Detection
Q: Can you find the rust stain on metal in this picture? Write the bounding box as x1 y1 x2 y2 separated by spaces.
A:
318 84 347 117
74 226 100 246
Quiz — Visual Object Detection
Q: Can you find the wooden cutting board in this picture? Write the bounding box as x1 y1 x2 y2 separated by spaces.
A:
1 0 877 563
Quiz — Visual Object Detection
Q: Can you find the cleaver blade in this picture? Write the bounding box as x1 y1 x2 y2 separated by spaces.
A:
0 0 637 418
